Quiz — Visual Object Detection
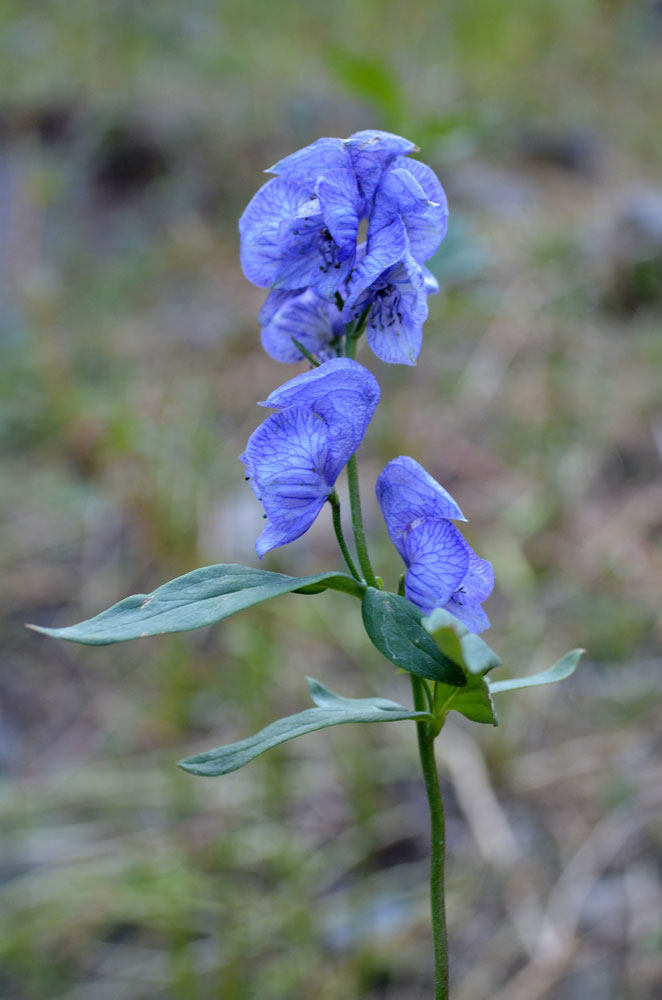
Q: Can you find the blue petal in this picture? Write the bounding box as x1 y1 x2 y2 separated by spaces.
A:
239 177 306 241
316 168 362 257
239 178 319 288
462 551 495 604
260 358 380 462
402 519 471 613
422 265 439 296
394 158 449 262
376 456 466 556
343 217 409 321
441 597 491 634
267 138 349 188
261 358 380 418
343 130 417 205
371 160 448 263
364 256 427 365
441 550 494 633
258 288 300 326
373 166 432 217
260 289 344 363
241 407 334 557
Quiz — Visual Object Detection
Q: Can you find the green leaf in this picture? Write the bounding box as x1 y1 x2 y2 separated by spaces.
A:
28 565 364 646
488 649 584 694
423 608 501 725
361 589 466 686
178 677 430 777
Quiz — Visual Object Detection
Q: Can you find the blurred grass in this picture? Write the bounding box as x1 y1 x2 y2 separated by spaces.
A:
1 1 661 998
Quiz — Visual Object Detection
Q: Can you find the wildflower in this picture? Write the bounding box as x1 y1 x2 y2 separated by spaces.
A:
343 222 439 365
258 287 344 364
376 457 494 632
240 130 448 365
242 359 380 557
239 172 361 299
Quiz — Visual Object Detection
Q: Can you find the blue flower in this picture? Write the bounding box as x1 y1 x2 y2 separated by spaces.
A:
376 457 494 633
239 130 445 302
258 288 344 364
241 359 380 557
240 130 448 365
239 171 361 299
343 223 439 365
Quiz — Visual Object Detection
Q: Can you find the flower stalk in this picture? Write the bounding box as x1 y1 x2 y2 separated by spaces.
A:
411 675 449 1000
328 492 362 583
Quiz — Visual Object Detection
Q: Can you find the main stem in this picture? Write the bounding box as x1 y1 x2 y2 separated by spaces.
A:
411 676 449 999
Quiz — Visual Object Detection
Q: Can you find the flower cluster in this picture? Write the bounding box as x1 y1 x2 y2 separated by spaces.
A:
240 132 493 634
240 130 448 366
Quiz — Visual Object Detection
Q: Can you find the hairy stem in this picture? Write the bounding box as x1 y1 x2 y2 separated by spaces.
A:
411 675 449 999
328 492 362 582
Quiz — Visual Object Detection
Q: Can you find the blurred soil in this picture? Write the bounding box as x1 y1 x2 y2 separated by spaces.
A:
0 3 661 998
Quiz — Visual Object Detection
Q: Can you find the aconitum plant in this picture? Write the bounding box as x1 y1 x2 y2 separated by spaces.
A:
32 130 582 999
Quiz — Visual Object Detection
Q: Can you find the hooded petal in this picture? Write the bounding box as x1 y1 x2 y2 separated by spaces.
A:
241 407 334 558
376 456 466 555
371 160 448 263
395 158 448 261
260 358 380 462
402 518 471 614
343 130 417 205
316 167 362 258
260 289 343 363
261 358 380 422
267 137 350 188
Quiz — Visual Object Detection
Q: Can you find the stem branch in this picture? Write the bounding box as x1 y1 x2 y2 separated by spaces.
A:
328 492 361 582
343 327 378 588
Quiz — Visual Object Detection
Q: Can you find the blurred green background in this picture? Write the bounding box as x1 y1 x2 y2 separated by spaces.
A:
1 2 661 998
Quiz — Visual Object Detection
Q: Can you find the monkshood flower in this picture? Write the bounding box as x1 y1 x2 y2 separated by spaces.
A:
376 456 494 633
343 224 439 365
241 359 379 557
239 162 362 300
239 129 448 308
258 287 344 363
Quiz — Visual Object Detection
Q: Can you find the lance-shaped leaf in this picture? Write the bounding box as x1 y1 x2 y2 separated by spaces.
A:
361 588 466 686
423 607 501 725
488 649 584 694
178 677 431 777
28 565 364 646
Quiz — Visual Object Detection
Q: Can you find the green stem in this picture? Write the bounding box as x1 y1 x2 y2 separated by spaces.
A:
410 675 449 999
345 454 377 587
343 328 378 588
290 337 320 367
328 492 361 582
